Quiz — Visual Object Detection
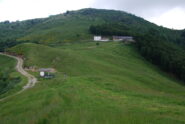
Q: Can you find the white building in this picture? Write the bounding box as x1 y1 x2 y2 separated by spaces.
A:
94 35 135 43
94 36 110 42
94 36 102 41
39 68 55 78
40 71 45 77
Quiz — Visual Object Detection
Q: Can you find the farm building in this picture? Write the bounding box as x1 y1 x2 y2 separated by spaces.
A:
113 36 135 42
94 36 135 42
94 36 101 41
94 36 110 42
39 68 55 79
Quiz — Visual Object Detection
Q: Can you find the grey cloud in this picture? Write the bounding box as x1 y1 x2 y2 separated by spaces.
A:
91 0 185 17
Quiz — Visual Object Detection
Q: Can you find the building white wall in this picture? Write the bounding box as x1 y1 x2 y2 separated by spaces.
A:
94 36 102 41
100 39 109 42
40 71 45 77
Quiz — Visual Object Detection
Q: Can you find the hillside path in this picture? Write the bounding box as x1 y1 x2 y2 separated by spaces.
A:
0 53 37 101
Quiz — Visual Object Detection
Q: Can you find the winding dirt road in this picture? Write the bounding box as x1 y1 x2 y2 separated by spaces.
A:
0 53 37 101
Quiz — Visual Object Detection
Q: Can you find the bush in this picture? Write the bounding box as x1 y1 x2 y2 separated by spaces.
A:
0 71 21 95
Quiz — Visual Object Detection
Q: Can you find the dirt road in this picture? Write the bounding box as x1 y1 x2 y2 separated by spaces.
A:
0 53 37 101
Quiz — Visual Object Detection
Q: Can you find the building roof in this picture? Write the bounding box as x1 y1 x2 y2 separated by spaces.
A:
39 68 55 72
113 36 133 39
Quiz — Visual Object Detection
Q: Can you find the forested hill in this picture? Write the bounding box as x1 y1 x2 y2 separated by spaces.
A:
0 8 184 45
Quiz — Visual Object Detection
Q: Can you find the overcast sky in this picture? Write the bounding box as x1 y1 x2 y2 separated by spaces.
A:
0 0 185 29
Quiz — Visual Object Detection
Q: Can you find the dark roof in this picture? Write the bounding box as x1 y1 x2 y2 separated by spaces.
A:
39 68 53 72
113 36 133 39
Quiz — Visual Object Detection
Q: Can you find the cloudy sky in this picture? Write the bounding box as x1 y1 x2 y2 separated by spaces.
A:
0 0 185 29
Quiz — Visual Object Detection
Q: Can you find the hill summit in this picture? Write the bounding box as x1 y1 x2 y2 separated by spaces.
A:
0 8 180 44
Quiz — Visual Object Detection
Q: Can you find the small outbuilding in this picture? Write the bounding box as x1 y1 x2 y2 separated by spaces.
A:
94 36 110 42
94 36 102 41
94 35 135 42
113 36 134 42
39 68 55 79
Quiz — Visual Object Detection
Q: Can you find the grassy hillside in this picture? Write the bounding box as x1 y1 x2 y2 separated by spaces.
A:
1 42 184 124
0 9 105 44
18 11 104 43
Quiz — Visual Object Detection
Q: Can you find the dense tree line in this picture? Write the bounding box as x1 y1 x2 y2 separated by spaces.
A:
0 19 44 43
89 24 130 36
89 22 184 48
0 40 18 52
135 29 185 82
180 30 185 48
0 40 40 52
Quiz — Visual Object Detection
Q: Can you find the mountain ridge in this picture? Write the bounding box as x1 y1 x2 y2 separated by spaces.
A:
0 8 183 44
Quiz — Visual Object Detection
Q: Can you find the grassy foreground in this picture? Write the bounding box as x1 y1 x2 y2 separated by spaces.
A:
0 42 185 124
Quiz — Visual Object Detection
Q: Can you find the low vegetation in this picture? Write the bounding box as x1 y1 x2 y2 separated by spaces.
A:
0 72 21 95
0 56 21 95
1 42 185 124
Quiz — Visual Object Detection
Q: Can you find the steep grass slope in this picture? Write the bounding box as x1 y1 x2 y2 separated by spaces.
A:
0 42 184 124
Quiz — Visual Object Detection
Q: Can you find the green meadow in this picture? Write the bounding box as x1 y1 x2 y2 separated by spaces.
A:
0 42 184 124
